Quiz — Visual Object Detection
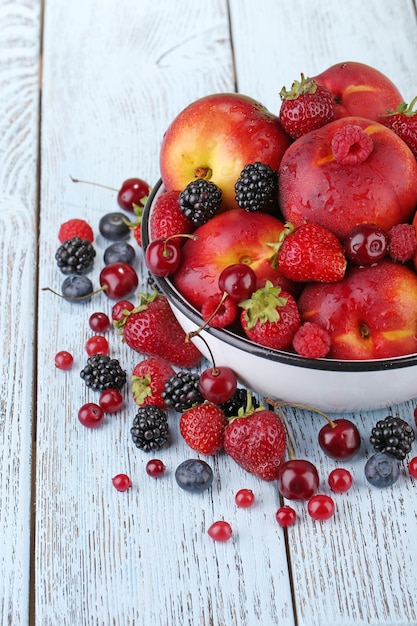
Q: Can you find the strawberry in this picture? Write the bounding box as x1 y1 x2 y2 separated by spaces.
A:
381 97 417 159
279 74 336 138
131 357 175 409
116 291 202 368
276 222 347 282
180 402 227 455
224 403 287 481
239 280 300 350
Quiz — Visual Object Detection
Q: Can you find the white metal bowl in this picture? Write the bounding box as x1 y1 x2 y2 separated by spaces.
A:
142 181 417 413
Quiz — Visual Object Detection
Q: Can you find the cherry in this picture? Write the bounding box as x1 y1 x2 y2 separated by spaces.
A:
86 335 109 356
218 263 257 302
344 223 388 266
278 459 320 500
275 505 297 527
78 403 104 428
408 457 417 478
235 488 255 508
99 388 124 413
117 177 151 212
100 262 138 299
328 468 353 493
146 459 166 478
112 474 132 491
89 311 110 332
145 238 182 276
54 350 74 370
207 520 233 542
199 366 237 404
307 494 335 521
318 418 361 460
111 299 134 321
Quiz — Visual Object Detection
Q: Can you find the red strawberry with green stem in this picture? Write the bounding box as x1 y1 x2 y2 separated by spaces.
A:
115 291 202 368
180 402 228 455
131 357 175 409
239 280 300 350
381 96 417 159
279 74 336 138
274 222 347 283
223 397 287 481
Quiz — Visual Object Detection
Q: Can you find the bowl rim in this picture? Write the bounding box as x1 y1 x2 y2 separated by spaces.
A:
142 179 417 374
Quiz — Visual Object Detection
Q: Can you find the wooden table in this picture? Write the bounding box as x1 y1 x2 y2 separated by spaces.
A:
2 1 417 624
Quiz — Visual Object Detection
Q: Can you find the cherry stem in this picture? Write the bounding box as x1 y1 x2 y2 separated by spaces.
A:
163 233 197 255
186 291 228 339
70 175 118 193
267 400 296 460
266 398 336 428
41 285 107 301
186 332 218 373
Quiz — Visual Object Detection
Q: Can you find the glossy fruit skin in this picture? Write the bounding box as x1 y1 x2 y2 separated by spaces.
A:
328 468 353 493
99 262 138 299
54 350 74 370
207 520 233 542
61 275 93 300
131 357 175 409
279 77 336 138
99 389 124 413
145 238 182 276
85 335 109 356
318 418 361 461
89 312 110 332
307 494 335 521
99 212 131 241
364 451 400 488
117 177 150 212
275 505 297 527
344 223 388 266
278 459 320 500
146 459 166 478
112 474 132 491
235 488 255 508
175 458 214 493
218 263 257 302
104 241 136 266
78 403 104 428
111 300 134 322
180 403 227 455
198 366 237 404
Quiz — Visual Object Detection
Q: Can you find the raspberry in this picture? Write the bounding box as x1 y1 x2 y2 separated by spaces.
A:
387 223 417 262
292 322 331 359
331 124 374 164
201 293 237 328
58 218 94 243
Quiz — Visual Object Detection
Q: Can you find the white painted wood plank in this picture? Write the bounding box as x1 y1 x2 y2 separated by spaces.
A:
229 1 417 624
36 2 295 625
0 1 41 624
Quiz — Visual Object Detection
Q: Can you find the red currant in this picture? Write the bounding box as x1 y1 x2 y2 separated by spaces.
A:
235 488 255 508
278 459 320 500
86 335 109 356
78 403 104 428
117 177 151 212
99 388 124 413
275 505 297 527
89 311 110 332
199 366 237 404
408 456 417 478
328 468 353 493
100 263 138 300
146 459 166 478
111 299 134 322
54 350 74 370
344 223 388 266
145 238 182 276
112 474 132 491
207 520 233 542
307 494 335 521
218 263 257 302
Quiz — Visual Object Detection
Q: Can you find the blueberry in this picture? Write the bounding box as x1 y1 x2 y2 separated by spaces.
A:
99 212 130 241
175 459 214 493
364 451 400 488
104 241 136 265
61 275 93 301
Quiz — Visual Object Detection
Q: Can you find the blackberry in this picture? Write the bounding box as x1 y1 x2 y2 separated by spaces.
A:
235 162 278 212
55 237 96 274
369 415 415 460
130 405 169 452
80 354 127 392
179 179 222 226
220 387 259 419
162 371 204 412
